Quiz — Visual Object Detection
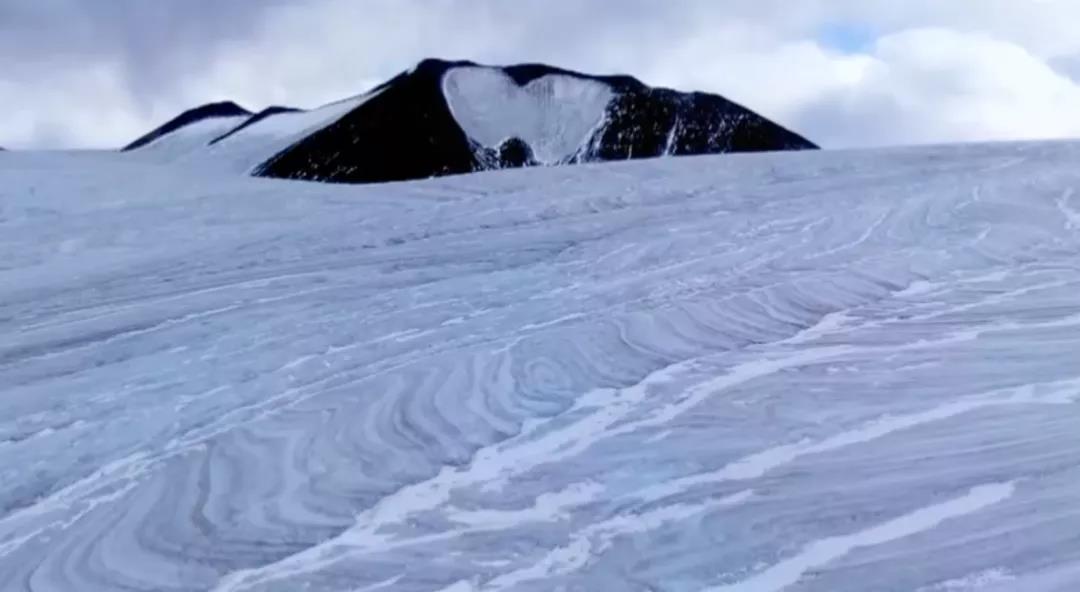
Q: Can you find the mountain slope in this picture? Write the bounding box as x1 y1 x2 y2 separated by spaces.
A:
123 59 816 184
2 142 1080 591
122 101 251 151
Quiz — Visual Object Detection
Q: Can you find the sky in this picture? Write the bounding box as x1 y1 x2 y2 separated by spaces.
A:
4 0 1080 150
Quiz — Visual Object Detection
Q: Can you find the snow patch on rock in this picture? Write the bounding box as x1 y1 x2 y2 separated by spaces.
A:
442 66 613 165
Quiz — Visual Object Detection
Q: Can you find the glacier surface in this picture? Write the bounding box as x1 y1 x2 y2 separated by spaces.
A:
2 142 1080 591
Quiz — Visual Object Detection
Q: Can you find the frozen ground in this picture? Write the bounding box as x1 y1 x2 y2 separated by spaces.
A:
1 142 1079 591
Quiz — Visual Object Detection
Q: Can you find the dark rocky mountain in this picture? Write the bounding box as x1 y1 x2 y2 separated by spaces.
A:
124 59 817 184
257 63 481 184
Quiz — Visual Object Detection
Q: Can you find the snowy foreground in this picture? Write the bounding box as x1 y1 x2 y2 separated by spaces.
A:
2 143 1080 592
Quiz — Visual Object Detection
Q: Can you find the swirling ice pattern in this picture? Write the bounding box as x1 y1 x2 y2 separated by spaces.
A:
2 143 1080 591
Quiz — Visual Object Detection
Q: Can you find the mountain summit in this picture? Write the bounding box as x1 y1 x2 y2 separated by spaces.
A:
124 58 817 184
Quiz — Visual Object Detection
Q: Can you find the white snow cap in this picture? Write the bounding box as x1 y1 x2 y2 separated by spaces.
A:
442 65 614 164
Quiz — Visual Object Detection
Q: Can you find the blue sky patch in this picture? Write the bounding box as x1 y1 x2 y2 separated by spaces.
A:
817 22 877 53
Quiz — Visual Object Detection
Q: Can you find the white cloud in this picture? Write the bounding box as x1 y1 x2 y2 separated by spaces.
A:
0 61 148 149
834 28 1080 146
5 0 1080 150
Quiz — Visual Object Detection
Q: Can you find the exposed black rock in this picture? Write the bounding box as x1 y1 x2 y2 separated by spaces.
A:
496 137 537 168
208 106 302 145
474 137 539 170
123 101 251 151
583 89 808 160
255 59 815 184
501 63 641 89
255 60 480 184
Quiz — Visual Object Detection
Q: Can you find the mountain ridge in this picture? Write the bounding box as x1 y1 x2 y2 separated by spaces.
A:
123 101 251 151
123 58 817 184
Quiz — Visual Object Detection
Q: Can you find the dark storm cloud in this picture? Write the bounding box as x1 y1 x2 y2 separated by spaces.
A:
0 0 299 102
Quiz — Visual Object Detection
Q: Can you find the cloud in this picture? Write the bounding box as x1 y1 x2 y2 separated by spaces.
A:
0 0 303 148
0 61 145 149
4 0 1080 150
669 27 1080 148
799 28 1080 147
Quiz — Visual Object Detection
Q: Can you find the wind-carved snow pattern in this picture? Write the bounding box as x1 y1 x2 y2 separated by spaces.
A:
442 66 614 165
2 141 1080 591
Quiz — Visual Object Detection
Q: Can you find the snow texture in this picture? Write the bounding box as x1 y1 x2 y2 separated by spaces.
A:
2 141 1080 591
442 66 614 164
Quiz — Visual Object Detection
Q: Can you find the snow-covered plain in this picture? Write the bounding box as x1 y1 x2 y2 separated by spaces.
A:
2 142 1080 591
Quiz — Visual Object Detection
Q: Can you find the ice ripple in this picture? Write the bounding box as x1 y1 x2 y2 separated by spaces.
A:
2 142 1080 590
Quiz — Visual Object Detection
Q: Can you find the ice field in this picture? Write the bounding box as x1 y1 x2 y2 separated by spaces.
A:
2 142 1080 590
